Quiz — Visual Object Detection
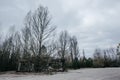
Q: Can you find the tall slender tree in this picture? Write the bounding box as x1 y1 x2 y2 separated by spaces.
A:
58 31 69 71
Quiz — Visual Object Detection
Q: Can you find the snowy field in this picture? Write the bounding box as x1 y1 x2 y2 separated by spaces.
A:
0 68 120 80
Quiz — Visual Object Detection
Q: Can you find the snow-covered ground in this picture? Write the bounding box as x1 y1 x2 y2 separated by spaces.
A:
0 68 120 80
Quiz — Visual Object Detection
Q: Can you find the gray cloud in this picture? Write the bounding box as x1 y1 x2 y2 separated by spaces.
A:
0 0 120 57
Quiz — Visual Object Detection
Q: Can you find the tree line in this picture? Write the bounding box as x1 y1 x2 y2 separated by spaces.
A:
0 5 120 72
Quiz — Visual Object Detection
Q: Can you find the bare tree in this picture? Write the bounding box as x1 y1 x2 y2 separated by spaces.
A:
23 5 56 71
30 6 56 56
69 36 79 62
93 49 104 67
24 12 37 57
69 36 80 69
21 26 31 60
58 30 69 71
1 32 15 71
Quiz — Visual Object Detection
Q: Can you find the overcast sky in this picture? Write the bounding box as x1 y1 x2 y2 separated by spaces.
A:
0 0 120 56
